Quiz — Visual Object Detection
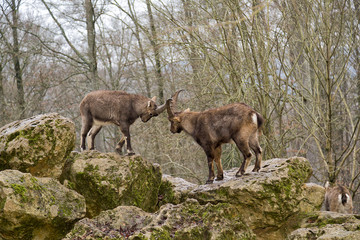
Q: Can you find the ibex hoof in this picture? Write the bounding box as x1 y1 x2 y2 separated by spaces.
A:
235 171 245 177
115 148 123 155
215 175 224 181
205 179 214 184
126 151 135 156
252 167 260 172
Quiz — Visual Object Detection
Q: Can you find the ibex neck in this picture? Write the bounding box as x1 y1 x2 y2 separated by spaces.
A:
181 112 199 135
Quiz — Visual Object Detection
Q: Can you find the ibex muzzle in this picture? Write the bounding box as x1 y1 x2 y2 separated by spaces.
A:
79 90 175 155
166 91 264 184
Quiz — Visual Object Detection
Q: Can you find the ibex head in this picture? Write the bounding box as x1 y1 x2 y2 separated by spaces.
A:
141 96 167 122
166 90 185 133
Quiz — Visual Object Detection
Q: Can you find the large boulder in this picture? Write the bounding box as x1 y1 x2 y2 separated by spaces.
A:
64 199 256 240
186 157 321 235
157 157 325 239
0 113 75 179
288 211 360 239
65 157 326 239
60 151 162 217
0 170 86 240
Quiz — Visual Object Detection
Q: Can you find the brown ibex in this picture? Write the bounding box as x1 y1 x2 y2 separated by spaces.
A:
80 90 178 155
324 181 353 214
166 92 264 184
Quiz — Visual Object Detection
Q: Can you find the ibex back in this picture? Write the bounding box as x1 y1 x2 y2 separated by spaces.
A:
80 90 169 155
166 92 264 184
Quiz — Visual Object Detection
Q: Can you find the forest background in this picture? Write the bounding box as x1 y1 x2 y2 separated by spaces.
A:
1 0 360 212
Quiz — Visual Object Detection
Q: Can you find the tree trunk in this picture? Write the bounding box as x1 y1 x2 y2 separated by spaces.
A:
85 0 99 89
146 0 164 103
11 0 25 119
0 62 5 125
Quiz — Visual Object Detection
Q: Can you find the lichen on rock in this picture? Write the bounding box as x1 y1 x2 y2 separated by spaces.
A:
0 113 76 179
60 151 162 217
64 198 256 240
0 170 86 240
287 211 360 239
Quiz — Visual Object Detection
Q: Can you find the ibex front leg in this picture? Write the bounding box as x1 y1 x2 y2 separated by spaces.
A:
214 146 224 181
204 146 216 184
118 124 135 156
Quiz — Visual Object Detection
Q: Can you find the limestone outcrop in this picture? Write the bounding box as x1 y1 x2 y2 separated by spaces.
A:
0 170 86 240
60 151 162 217
1 113 356 240
0 113 75 178
288 211 360 239
64 157 326 240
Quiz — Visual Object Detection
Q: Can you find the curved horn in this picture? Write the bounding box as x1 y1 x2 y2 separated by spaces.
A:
170 89 184 112
166 98 174 118
155 89 184 115
154 101 167 114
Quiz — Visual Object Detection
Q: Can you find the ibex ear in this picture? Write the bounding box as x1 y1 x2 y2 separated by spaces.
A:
151 96 157 102
184 108 191 112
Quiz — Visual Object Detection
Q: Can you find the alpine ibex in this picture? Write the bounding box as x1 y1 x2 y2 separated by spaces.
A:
80 90 178 155
166 92 264 184
324 181 353 214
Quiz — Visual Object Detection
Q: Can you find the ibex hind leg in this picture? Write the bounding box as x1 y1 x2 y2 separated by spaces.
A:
80 119 93 151
249 134 262 172
234 138 252 177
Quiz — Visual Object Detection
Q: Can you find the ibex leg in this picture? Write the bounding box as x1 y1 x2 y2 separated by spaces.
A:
234 137 252 177
214 146 224 181
205 147 216 184
87 125 102 150
250 135 262 172
80 118 93 151
116 135 126 155
119 125 135 156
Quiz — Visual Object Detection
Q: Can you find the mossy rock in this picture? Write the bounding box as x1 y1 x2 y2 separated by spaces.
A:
0 113 76 179
64 199 256 240
0 170 86 240
60 151 162 217
287 211 360 239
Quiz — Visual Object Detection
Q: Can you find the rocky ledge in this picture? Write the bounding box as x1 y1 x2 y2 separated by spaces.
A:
1 113 358 240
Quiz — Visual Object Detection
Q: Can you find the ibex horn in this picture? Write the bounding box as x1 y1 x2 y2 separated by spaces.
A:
166 98 174 118
155 89 184 114
170 89 184 112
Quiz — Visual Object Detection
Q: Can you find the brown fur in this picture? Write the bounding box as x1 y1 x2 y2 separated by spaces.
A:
166 99 264 184
80 90 167 155
324 182 353 214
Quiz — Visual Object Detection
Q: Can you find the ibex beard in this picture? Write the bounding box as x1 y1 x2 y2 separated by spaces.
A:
79 90 168 155
166 92 264 184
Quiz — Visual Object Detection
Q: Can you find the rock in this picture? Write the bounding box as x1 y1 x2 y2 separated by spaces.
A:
0 170 86 240
158 174 197 206
298 183 326 213
0 113 75 179
159 157 321 239
63 206 153 239
64 199 256 240
60 151 162 217
65 157 324 239
287 211 360 239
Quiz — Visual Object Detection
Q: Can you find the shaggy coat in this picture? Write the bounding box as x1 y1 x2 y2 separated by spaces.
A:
325 182 353 214
80 90 167 155
167 98 263 184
